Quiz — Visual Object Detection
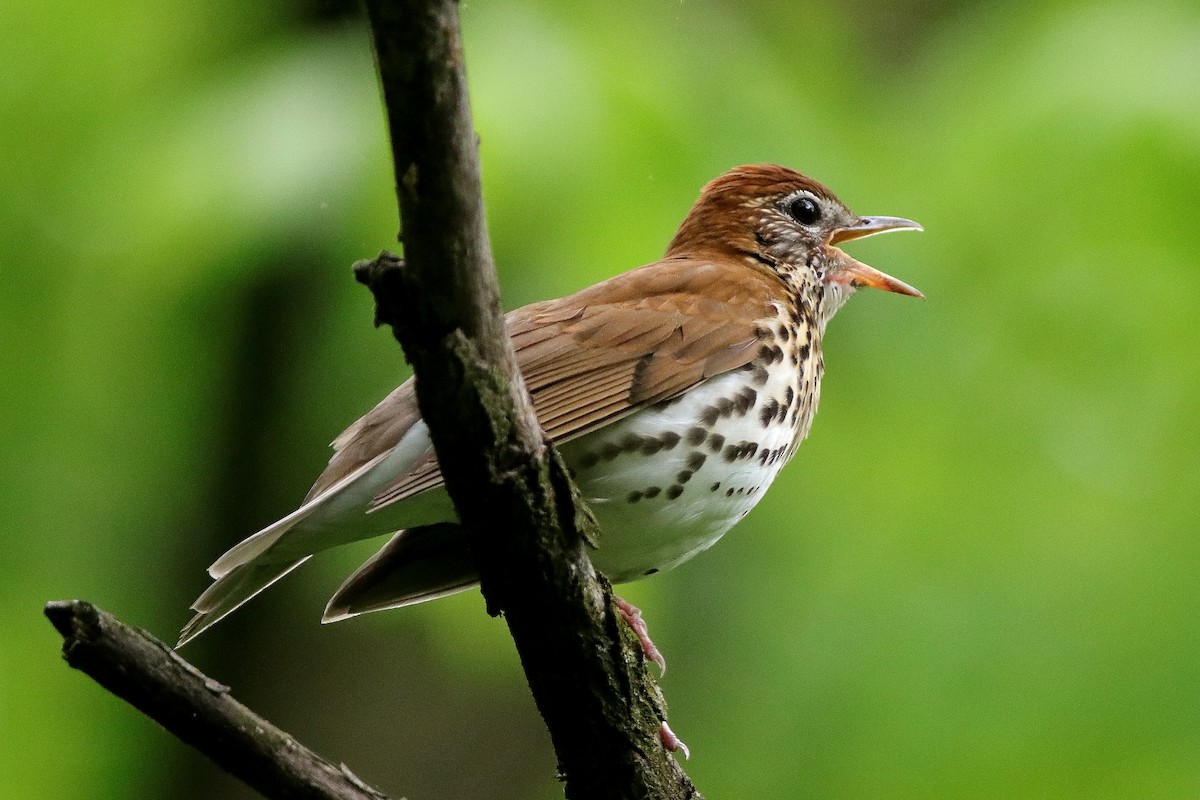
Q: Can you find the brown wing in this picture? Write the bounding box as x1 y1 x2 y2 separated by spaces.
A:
311 256 786 509
303 381 420 501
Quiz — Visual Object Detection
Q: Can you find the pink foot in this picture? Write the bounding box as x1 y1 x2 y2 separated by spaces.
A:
615 596 666 675
659 721 690 760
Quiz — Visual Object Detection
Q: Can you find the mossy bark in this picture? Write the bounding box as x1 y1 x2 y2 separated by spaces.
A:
358 1 701 797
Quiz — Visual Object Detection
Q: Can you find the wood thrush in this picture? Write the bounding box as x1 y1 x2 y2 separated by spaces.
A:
179 164 921 647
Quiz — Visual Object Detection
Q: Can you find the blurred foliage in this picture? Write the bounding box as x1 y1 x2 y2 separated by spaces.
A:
2 0 1198 798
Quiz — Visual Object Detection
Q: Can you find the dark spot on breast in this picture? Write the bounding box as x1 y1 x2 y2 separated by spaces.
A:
710 482 721 492
778 325 791 342
644 568 659 576
686 426 707 446
754 325 771 340
759 399 780 427
758 344 784 365
699 406 720 427
644 486 662 499
708 433 726 452
798 341 811 361
578 452 599 470
676 470 693 484
600 442 621 461
724 441 758 462
640 437 663 456
686 451 707 471
659 431 681 450
751 364 770 385
715 397 735 417
627 490 643 503
734 387 756 415
784 386 795 409
666 485 684 500
725 487 735 497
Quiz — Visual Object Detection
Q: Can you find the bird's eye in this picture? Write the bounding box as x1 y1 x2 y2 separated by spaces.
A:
786 196 821 226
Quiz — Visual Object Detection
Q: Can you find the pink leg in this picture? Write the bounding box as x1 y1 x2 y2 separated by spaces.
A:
614 596 666 676
659 721 690 760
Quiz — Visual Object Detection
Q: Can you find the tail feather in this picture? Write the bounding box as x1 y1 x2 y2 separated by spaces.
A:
178 557 310 647
322 524 477 623
180 421 451 646
208 454 388 578
179 453 399 646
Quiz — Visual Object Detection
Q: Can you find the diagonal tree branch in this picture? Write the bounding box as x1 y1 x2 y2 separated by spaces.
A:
359 2 699 798
44 600 391 800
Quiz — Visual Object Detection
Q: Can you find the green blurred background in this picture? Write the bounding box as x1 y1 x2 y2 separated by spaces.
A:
3 0 1198 797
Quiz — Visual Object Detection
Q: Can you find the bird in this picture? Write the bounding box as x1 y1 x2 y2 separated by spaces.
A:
179 164 921 650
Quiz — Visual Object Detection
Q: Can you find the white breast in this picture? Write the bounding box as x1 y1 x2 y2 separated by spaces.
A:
560 360 819 583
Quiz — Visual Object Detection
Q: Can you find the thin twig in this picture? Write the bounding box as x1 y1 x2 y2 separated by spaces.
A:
45 600 390 800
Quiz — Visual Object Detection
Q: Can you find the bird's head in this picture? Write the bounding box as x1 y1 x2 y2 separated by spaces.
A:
667 164 922 328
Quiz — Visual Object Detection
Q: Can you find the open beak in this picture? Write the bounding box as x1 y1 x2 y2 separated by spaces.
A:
829 215 923 244
827 215 924 298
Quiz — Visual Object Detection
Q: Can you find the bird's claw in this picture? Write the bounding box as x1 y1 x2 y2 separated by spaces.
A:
659 721 690 759
614 598 682 757
615 596 666 676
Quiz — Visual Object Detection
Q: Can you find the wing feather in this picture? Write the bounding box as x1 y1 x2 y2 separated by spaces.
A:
312 257 785 512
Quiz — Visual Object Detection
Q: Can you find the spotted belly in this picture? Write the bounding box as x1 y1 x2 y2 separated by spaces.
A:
558 363 817 583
